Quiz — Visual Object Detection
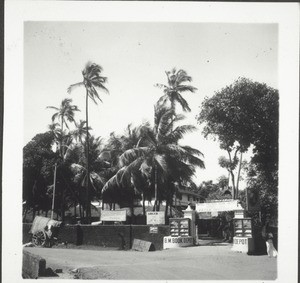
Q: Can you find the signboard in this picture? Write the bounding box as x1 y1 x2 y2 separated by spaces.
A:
169 218 190 237
196 199 243 213
149 226 158 234
234 218 252 238
100 210 126 222
146 211 165 225
132 239 153 252
163 236 193 249
198 212 212 219
232 237 255 253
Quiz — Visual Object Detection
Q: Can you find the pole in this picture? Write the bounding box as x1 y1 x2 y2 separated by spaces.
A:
51 163 57 220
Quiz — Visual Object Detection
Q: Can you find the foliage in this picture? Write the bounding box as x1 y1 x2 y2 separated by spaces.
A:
196 180 232 200
197 77 278 220
155 68 197 112
102 104 205 213
68 62 109 223
23 132 58 216
197 77 278 173
47 98 80 130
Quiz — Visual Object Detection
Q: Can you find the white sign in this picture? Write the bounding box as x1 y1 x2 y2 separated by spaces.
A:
146 211 165 225
196 200 243 213
100 210 127 222
149 226 158 234
163 236 193 249
232 237 254 253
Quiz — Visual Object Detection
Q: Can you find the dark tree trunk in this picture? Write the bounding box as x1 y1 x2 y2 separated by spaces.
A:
86 89 91 223
32 209 36 221
142 193 146 216
79 204 82 219
154 164 158 211
230 171 236 199
165 198 169 224
169 194 173 217
236 151 243 199
61 187 65 222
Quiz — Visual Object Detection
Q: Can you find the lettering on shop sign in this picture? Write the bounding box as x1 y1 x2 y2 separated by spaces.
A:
196 199 243 212
164 237 193 244
100 210 126 222
132 239 154 252
234 238 248 245
146 211 165 225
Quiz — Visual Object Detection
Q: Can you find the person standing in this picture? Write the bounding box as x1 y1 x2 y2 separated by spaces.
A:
266 233 278 258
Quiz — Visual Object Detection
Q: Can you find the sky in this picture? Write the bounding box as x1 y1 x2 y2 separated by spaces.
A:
24 22 278 186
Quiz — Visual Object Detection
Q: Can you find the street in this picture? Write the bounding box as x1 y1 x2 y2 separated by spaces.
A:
25 243 277 280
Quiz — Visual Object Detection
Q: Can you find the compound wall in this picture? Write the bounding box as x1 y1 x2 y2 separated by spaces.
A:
23 224 170 250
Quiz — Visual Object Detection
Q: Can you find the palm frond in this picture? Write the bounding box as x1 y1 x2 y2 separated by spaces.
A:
67 82 84 94
177 85 197 93
175 93 191 112
46 106 59 111
181 145 204 157
155 83 168 90
51 113 59 122
168 125 197 142
154 154 168 174
119 147 150 167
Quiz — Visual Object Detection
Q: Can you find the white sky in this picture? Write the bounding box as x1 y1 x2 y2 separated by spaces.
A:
24 22 278 185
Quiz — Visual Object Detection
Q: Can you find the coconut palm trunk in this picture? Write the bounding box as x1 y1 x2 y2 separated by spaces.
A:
50 163 57 220
68 63 109 223
85 88 91 223
142 193 146 217
154 164 158 211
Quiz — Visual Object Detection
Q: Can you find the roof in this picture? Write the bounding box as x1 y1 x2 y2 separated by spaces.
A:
177 188 204 199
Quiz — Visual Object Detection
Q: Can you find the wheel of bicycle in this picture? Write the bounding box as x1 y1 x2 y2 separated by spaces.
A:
32 231 47 247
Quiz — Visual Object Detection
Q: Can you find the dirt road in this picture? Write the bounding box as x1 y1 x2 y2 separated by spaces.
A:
25 244 277 280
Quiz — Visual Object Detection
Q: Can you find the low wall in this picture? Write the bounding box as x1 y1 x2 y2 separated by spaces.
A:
23 250 46 278
23 224 170 250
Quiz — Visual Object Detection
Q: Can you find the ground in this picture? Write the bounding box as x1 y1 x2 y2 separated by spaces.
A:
24 240 277 280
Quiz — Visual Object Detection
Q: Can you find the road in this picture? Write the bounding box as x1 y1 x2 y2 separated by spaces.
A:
25 243 277 280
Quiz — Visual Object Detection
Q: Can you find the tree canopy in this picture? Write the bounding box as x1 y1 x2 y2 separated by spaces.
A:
196 77 279 218
197 77 278 179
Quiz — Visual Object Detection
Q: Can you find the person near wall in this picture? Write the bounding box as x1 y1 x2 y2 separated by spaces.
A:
266 233 278 258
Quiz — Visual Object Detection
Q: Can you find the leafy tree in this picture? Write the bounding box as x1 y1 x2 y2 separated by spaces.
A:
23 132 58 220
68 62 109 223
217 175 229 190
196 77 278 220
196 179 233 201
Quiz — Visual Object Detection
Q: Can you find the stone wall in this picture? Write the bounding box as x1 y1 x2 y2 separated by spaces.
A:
23 250 46 278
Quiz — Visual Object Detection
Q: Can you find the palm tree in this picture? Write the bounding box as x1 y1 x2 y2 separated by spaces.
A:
103 104 205 213
68 62 109 223
70 135 111 218
71 120 91 145
155 68 197 114
47 98 80 157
